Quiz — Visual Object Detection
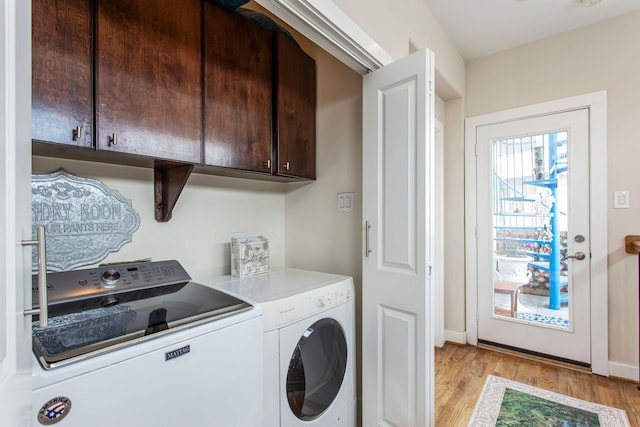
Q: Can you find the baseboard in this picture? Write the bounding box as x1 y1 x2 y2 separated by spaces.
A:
608 361 639 382
444 330 467 345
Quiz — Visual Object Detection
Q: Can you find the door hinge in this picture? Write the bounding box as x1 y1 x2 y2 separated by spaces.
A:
428 265 432 276
474 143 478 157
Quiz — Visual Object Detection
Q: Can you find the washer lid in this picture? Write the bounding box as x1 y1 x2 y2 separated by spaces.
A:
32 261 252 369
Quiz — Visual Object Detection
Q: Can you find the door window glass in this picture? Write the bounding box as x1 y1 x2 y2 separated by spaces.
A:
492 131 570 328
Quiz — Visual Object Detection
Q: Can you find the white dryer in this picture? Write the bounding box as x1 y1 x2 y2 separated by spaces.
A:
205 268 356 427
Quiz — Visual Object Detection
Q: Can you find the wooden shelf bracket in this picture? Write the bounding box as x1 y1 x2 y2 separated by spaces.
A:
154 161 194 222
624 235 640 254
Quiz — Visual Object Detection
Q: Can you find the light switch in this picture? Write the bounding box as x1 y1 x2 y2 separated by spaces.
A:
337 192 354 213
613 191 629 209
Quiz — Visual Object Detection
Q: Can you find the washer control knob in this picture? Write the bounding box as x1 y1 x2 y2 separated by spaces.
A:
101 269 121 288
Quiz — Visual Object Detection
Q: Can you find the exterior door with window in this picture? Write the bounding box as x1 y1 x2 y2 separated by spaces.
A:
475 109 591 364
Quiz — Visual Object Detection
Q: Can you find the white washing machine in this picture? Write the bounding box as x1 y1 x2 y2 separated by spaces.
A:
204 268 356 427
30 260 263 427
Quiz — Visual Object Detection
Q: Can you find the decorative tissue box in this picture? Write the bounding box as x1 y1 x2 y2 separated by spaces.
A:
231 234 269 277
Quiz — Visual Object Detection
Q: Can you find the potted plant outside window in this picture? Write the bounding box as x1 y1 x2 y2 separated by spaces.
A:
495 241 533 284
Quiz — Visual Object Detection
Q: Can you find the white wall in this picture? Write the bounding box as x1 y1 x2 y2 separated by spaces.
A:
283 46 362 282
333 0 464 99
443 97 466 336
251 2 462 110
32 157 286 280
465 11 640 370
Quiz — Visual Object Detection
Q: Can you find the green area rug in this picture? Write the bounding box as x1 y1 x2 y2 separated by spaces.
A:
467 375 631 426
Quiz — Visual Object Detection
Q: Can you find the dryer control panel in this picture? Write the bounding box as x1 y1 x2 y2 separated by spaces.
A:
263 278 354 332
199 268 356 333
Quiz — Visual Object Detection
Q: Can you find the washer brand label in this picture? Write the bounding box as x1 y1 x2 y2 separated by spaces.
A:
37 396 71 425
165 344 190 361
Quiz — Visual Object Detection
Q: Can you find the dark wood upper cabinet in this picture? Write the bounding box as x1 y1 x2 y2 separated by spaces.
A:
203 2 273 174
32 0 315 188
32 0 92 148
204 4 316 180
95 0 202 163
275 32 316 180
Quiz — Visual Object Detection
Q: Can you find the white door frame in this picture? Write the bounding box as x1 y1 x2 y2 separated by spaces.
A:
1 0 34 422
434 119 445 348
464 91 608 376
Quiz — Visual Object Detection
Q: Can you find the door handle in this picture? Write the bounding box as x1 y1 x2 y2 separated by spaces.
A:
365 221 372 257
22 225 49 327
566 251 586 260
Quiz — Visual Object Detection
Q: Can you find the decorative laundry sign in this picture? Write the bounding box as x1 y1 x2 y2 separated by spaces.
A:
31 169 140 272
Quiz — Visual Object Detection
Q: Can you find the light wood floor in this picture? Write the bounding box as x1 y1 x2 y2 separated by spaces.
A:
435 343 640 426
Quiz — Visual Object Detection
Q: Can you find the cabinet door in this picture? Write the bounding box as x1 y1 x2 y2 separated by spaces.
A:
96 0 201 163
275 32 316 180
32 0 92 148
203 2 272 173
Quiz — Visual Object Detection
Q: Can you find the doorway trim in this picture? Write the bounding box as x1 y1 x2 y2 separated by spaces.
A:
434 119 445 347
464 91 608 375
253 0 393 74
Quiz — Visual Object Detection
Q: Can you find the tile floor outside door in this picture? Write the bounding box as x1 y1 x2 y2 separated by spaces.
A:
495 291 569 326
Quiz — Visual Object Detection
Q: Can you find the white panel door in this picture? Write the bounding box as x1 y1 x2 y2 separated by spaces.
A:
0 0 33 423
362 49 434 427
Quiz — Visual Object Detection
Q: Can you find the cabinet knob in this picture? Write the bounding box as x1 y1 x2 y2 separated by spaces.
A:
282 161 290 171
264 159 271 169
110 133 118 146
72 126 82 141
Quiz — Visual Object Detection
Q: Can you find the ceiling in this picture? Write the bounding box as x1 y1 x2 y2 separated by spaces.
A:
423 0 640 60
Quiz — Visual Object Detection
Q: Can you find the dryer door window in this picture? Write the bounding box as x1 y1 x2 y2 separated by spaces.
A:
286 318 347 420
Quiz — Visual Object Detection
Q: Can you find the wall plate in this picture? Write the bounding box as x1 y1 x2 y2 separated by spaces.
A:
337 192 354 212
